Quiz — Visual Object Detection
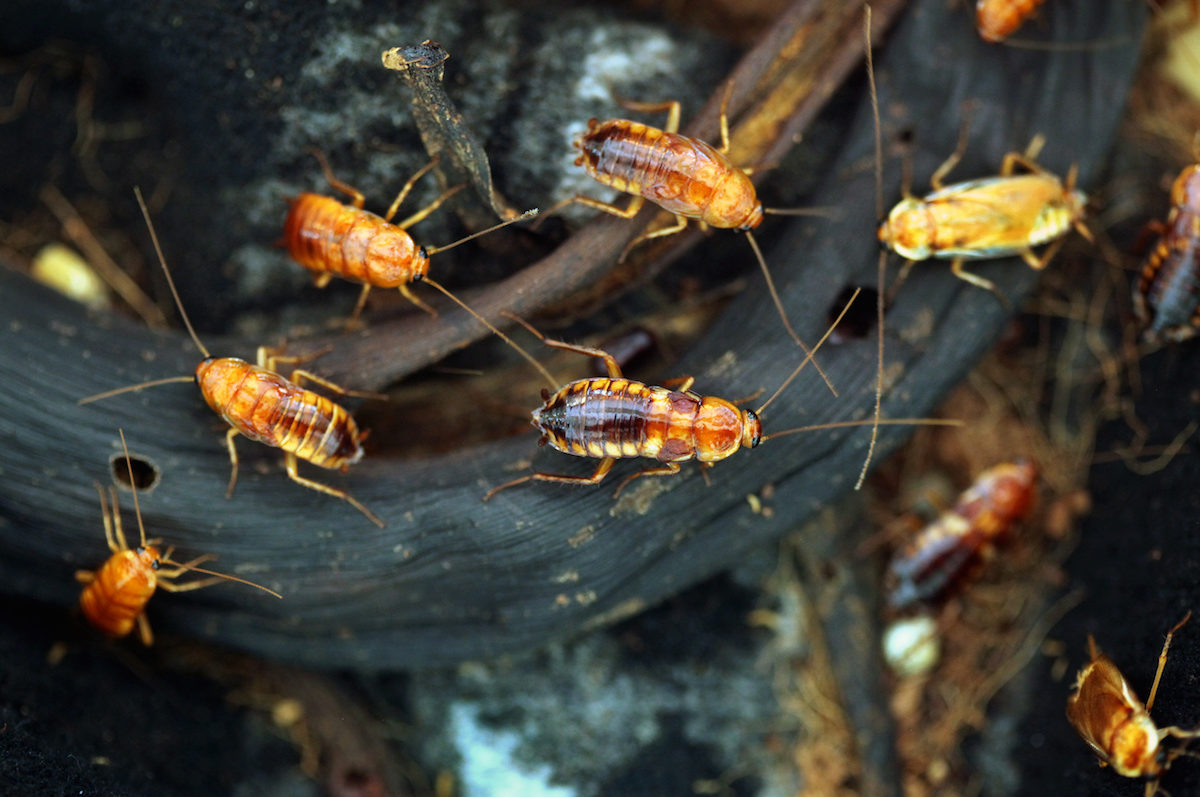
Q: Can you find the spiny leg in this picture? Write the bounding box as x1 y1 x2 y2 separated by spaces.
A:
308 148 365 209
484 457 618 501
660 376 696 392
537 193 647 228
260 347 385 399
284 451 385 528
612 461 682 498
158 575 227 592
1147 611 1192 712
381 156 440 223
394 183 467 231
155 553 217 579
999 135 1048 177
136 614 153 647
613 98 681 134
224 428 241 498
1018 238 1065 272
928 114 974 191
884 258 918 306
619 213 689 263
94 483 123 553
398 283 438 319
506 315 625 379
75 569 95 584
950 258 1012 311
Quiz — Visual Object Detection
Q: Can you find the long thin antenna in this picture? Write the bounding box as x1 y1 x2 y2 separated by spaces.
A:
133 186 210 358
745 230 838 397
158 558 283 599
756 287 860 416
424 208 539 256
118 429 148 548
78 375 196 405
761 416 963 443
858 3 885 491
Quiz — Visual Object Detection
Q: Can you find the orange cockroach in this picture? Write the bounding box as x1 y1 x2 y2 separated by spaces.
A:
886 460 1038 611
1067 612 1200 796
1133 161 1200 344
283 150 536 326
77 430 280 645
483 290 959 500
975 0 1047 42
877 133 1091 307
80 189 386 527
542 86 836 394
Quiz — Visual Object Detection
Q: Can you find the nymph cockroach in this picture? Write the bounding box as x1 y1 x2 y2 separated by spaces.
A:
1067 612 1200 796
283 150 536 326
77 430 280 645
79 189 386 527
886 460 1038 611
542 86 836 394
975 0 1047 42
483 291 958 500
878 133 1091 307
1133 162 1200 344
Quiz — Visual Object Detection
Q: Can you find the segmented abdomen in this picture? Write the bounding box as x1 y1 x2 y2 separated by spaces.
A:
1135 179 1200 343
283 193 421 288
578 120 727 222
534 377 700 462
197 359 363 470
80 551 155 637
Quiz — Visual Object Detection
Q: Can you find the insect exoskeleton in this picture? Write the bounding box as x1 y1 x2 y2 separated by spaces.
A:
1133 163 1200 344
76 430 280 645
1067 612 1200 795
281 150 536 326
78 189 386 528
482 292 959 501
886 460 1038 611
543 87 836 395
878 134 1091 307
975 0 1048 43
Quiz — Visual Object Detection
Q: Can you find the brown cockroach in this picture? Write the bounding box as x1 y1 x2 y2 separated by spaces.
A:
1067 612 1200 796
542 86 837 395
1133 162 1200 344
483 290 960 500
975 0 1048 42
886 460 1038 611
878 132 1091 308
282 150 536 326
79 189 387 528
77 430 280 645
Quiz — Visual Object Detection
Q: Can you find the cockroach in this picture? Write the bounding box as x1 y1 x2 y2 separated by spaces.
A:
76 430 280 645
1067 612 1200 796
877 133 1091 308
483 290 959 500
886 460 1038 611
542 86 837 395
283 150 536 326
975 0 1047 42
1133 162 1200 344
79 189 387 528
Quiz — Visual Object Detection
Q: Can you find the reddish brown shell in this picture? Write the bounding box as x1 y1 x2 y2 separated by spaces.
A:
283 193 429 288
1134 164 1200 343
79 546 161 638
195 357 363 471
575 119 763 230
976 0 1047 42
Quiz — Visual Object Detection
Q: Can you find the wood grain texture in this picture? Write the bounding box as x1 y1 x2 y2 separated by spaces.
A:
0 0 1144 669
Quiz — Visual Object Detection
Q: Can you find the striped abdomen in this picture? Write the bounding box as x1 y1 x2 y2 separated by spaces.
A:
975 0 1046 42
79 548 159 638
887 461 1037 610
1134 165 1200 343
196 357 363 470
283 193 429 288
575 119 762 230
532 377 756 464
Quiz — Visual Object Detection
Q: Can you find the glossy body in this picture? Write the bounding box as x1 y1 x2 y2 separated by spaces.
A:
575 118 763 230
80 544 163 639
283 193 429 288
887 460 1038 610
976 0 1047 42
879 173 1086 262
196 356 363 471
1134 164 1200 343
535 377 760 465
